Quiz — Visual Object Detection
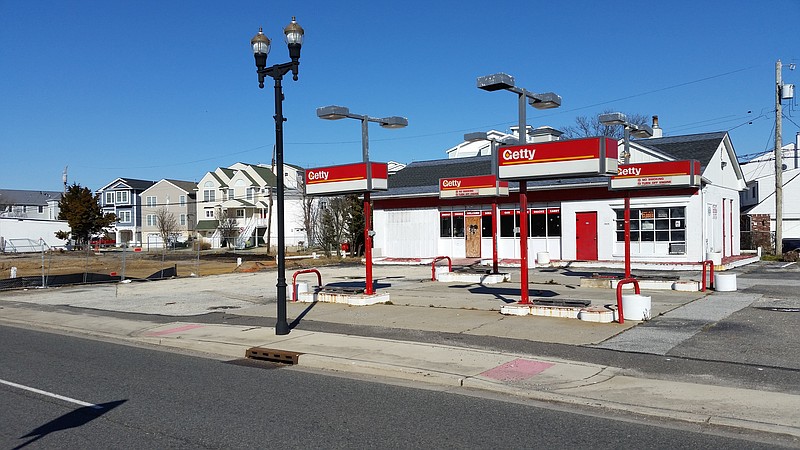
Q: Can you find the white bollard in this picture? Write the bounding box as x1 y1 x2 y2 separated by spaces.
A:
10 267 17 278
236 257 242 267
714 273 737 292
621 294 652 321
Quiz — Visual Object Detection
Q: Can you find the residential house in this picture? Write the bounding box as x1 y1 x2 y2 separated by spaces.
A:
195 162 309 249
0 189 62 220
740 134 800 251
0 189 68 252
140 179 198 248
97 178 156 246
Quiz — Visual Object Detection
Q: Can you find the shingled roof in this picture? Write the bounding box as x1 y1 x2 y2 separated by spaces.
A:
637 132 727 171
373 155 608 198
0 189 61 206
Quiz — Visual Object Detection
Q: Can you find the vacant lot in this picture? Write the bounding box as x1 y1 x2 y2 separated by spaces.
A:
1 248 343 280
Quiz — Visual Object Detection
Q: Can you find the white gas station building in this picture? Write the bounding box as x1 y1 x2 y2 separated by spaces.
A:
372 126 747 266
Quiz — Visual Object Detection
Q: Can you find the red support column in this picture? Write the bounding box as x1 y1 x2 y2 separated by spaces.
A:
492 201 499 274
624 192 632 279
364 192 374 295
519 182 530 304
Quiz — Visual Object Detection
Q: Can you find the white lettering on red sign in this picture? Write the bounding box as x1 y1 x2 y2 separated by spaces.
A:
307 170 329 181
617 167 641 176
441 179 461 188
502 147 536 162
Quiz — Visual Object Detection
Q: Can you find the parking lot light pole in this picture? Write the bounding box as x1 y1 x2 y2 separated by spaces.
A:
317 106 408 295
599 112 653 279
251 17 304 335
477 73 560 304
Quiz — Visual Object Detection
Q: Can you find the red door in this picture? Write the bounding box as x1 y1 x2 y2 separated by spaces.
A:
576 212 598 261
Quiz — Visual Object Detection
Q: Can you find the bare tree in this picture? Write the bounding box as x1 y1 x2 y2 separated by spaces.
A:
217 209 239 248
318 196 348 257
154 207 180 250
561 110 650 139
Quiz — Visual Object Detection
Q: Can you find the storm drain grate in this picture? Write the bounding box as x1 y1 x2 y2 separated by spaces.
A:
245 347 302 365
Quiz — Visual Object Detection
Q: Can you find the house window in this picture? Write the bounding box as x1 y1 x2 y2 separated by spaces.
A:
205 209 215 218
246 188 255 201
118 210 132 223
204 190 215 202
236 209 245 218
146 196 157 207
146 214 157 226
228 189 235 200
38 206 44 214
115 191 129 204
179 195 186 206
180 214 186 226
105 192 114 205
615 207 686 250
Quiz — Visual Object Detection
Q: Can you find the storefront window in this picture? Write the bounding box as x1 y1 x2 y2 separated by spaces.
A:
500 211 517 237
481 213 492 237
547 208 562 237
440 213 452 237
530 209 547 237
453 213 465 238
614 207 687 251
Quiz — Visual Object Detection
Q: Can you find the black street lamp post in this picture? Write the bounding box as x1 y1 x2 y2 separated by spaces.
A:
251 17 304 335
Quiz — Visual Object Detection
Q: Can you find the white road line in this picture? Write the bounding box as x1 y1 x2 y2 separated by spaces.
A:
781 262 797 268
0 378 102 409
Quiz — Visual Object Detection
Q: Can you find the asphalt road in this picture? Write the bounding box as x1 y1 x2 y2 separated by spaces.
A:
0 325 792 449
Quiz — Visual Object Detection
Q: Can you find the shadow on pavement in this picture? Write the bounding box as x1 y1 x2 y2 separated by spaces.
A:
14 399 127 450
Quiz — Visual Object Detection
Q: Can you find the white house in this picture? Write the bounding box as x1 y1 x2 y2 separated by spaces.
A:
740 133 800 250
372 122 746 265
0 189 68 252
195 162 310 249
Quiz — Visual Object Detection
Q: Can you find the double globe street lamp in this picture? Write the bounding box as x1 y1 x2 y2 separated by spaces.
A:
251 17 304 335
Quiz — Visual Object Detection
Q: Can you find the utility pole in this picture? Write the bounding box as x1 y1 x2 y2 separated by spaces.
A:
775 60 783 255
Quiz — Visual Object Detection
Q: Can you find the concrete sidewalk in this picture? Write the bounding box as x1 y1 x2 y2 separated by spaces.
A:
1 263 799 439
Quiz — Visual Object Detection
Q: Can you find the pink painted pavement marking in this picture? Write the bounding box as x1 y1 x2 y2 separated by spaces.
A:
145 324 205 337
480 358 555 382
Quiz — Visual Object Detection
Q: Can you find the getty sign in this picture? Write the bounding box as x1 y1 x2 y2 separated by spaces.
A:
497 137 618 180
305 162 388 196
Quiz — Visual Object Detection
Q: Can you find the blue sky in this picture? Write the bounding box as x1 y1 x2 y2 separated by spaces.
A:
1 1 798 191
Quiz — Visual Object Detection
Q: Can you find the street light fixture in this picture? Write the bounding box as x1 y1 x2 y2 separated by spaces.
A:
477 73 561 304
316 105 408 295
599 112 653 280
462 131 515 275
251 16 305 336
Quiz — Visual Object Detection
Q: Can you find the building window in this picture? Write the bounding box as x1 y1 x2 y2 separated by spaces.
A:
203 190 215 202
116 191 129 204
146 196 157 207
500 210 518 237
481 212 492 238
227 189 235 200
439 213 452 237
180 214 186 226
246 188 255 201
179 195 186 206
236 209 245 218
205 209 214 218
38 206 44 214
615 207 686 250
146 214 157 226
118 210 131 223
105 192 114 205
452 212 465 238
547 208 562 237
